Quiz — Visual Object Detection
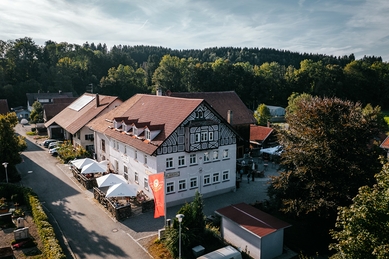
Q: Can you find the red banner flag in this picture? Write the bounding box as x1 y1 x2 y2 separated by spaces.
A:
149 172 165 218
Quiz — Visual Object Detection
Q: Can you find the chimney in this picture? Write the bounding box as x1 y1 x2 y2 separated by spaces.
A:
96 93 100 107
59 90 62 94
227 110 233 124
156 88 162 96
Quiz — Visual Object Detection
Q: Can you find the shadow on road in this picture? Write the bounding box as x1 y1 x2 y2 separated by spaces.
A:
17 137 129 258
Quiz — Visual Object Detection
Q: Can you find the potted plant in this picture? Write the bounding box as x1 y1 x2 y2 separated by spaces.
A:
12 208 25 219
0 198 8 213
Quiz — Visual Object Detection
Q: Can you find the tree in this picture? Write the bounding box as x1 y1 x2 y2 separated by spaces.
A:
29 101 44 123
330 159 389 259
164 191 206 258
0 113 27 168
254 104 271 126
269 95 387 219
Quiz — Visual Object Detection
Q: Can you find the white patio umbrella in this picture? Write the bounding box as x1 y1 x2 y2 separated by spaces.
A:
106 183 138 198
70 158 96 170
96 174 127 187
81 162 107 174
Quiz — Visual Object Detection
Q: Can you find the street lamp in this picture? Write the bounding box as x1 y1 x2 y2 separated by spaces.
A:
176 214 184 259
2 162 8 183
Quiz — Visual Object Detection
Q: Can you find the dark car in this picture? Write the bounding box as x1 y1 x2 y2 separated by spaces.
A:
43 139 57 148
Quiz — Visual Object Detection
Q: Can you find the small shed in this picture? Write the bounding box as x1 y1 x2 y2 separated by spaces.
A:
215 203 291 259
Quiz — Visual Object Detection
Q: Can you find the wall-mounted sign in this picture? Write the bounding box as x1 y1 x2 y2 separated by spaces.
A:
165 171 180 178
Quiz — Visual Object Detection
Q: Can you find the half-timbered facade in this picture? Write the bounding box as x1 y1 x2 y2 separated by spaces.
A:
88 94 237 207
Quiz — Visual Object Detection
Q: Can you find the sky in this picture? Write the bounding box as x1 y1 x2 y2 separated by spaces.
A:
1 0 388 61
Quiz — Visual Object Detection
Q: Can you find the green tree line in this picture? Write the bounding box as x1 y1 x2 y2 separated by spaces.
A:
1 37 388 110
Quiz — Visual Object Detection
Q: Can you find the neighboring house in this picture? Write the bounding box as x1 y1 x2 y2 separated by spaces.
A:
249 125 278 150
0 99 9 115
45 93 122 152
87 94 238 207
10 106 30 121
26 91 74 111
215 203 291 259
380 136 389 158
43 97 78 122
266 105 286 123
169 91 255 158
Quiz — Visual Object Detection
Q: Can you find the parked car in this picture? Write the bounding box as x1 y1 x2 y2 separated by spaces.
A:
48 141 63 149
43 139 57 148
49 147 59 156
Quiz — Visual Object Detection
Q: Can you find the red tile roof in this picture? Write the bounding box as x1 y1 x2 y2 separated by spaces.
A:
88 94 204 155
250 125 273 141
45 93 120 134
169 91 255 125
380 136 389 149
216 203 291 238
0 99 9 115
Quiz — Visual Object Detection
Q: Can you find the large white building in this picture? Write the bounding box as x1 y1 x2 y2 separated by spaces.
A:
88 94 238 207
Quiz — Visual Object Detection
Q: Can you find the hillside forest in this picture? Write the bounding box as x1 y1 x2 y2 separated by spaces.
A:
1 37 388 110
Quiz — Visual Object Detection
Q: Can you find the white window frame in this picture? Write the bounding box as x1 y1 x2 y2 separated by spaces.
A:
189 154 197 165
203 174 211 186
124 165 128 180
144 178 149 191
213 172 220 184
178 155 185 167
195 133 200 143
201 131 208 141
144 155 147 165
166 182 175 194
213 150 219 160
223 149 229 159
178 179 186 191
222 170 229 181
135 172 139 184
124 145 127 155
190 177 198 189
166 157 173 169
209 131 214 141
134 150 138 160
145 129 151 140
203 152 210 162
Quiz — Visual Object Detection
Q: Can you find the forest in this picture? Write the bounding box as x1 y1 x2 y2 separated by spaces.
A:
0 37 388 110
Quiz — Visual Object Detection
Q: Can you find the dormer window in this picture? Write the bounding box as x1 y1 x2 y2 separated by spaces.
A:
145 128 151 140
133 126 138 136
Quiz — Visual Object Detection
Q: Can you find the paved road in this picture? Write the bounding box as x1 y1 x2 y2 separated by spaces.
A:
15 124 284 258
15 124 152 259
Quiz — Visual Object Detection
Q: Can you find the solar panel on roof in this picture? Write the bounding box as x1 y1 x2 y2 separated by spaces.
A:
68 95 95 111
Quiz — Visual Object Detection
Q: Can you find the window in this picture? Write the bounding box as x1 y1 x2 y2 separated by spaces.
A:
124 145 127 155
166 182 174 194
213 150 219 160
190 177 198 189
203 152 210 162
134 150 138 160
222 170 229 181
178 179 186 191
101 139 105 152
85 134 94 141
201 131 208 141
144 178 149 191
195 133 200 143
203 175 211 186
124 165 128 180
209 132 214 141
166 157 173 169
178 156 185 167
223 149 229 159
135 172 139 183
213 172 220 183
144 155 147 165
114 160 119 173
145 129 151 140
189 154 197 165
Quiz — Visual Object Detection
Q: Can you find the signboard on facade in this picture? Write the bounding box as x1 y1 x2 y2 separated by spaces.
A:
165 171 180 178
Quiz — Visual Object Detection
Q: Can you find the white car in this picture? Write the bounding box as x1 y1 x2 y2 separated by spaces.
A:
48 141 63 149
49 147 59 156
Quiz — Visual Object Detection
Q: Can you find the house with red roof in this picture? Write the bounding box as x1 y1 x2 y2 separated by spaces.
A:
88 93 238 207
216 203 291 259
45 93 122 152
